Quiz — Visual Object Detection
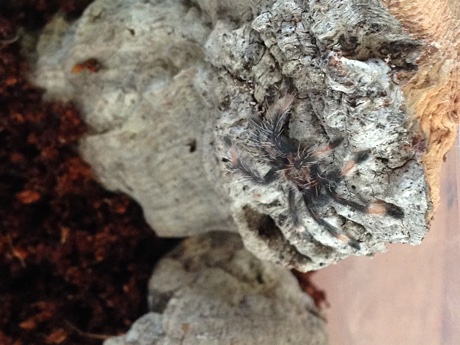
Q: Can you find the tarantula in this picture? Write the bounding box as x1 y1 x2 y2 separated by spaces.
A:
227 94 404 249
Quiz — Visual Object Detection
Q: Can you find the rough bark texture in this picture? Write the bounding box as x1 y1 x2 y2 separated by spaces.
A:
31 0 434 271
33 1 236 237
104 232 328 345
381 0 460 213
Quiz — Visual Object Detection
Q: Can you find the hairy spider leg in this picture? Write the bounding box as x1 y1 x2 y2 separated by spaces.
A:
323 150 404 219
339 150 371 177
368 200 404 218
325 188 368 212
288 188 304 232
294 138 344 169
324 189 404 219
230 147 279 185
321 150 370 185
227 100 294 185
302 193 361 250
252 95 298 162
265 94 296 135
255 114 294 158
312 137 344 157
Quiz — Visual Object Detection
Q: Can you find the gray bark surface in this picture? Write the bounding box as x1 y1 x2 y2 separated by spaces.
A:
104 232 328 345
32 0 430 271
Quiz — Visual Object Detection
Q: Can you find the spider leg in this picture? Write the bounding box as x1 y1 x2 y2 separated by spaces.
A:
302 193 361 249
325 189 368 212
323 149 370 186
325 189 404 219
321 149 404 219
312 137 344 157
252 95 297 158
296 138 344 169
267 94 295 136
339 150 371 178
230 147 278 185
288 188 304 232
367 200 404 218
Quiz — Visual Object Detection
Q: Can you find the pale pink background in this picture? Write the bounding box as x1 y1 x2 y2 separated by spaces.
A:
315 138 460 345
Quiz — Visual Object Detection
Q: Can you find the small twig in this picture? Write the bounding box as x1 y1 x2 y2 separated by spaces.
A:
64 320 116 341
7 235 26 267
0 34 19 45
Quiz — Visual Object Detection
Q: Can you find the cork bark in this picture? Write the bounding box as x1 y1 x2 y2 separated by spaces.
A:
382 0 460 213
30 0 458 271
104 232 327 345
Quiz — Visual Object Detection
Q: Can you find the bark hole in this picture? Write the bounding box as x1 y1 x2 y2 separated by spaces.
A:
243 206 284 242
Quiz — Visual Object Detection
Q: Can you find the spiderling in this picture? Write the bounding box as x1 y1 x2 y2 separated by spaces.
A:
227 94 404 249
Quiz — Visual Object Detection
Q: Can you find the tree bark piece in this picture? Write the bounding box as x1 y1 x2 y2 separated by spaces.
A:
32 0 435 271
381 0 460 213
104 232 328 345
33 0 236 237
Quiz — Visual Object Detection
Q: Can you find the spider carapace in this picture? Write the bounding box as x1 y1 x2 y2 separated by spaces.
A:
228 94 404 249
